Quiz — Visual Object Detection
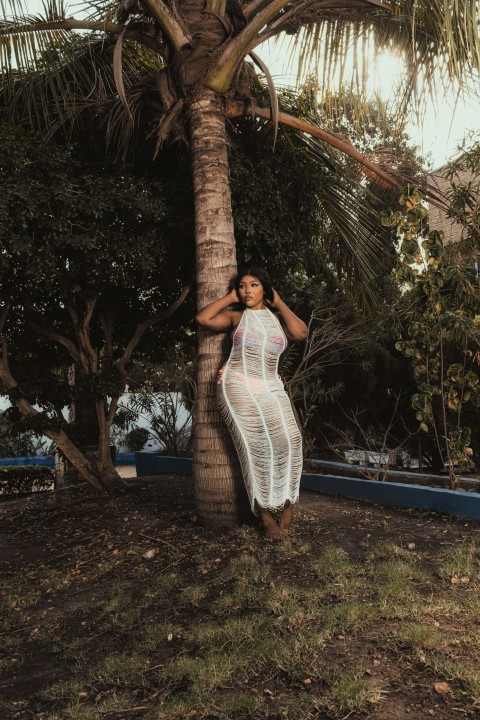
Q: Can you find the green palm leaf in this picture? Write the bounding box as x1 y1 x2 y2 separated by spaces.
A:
0 0 160 132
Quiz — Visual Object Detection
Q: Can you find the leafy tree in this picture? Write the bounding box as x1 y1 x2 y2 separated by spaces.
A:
2 0 479 521
0 122 192 489
383 189 480 486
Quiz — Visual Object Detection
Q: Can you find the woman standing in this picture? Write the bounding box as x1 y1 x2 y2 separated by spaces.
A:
196 268 307 540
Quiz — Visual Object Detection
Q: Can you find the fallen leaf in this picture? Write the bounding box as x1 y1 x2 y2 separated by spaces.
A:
143 549 157 559
434 681 452 694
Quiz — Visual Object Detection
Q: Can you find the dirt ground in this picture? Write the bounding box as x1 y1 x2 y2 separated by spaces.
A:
1 475 480 720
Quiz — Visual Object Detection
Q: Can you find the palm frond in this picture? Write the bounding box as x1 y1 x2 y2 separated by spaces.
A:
271 91 425 304
257 0 480 126
0 0 164 132
1 3 162 137
249 50 279 147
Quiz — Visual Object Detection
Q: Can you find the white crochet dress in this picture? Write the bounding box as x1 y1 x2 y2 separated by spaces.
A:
217 308 302 512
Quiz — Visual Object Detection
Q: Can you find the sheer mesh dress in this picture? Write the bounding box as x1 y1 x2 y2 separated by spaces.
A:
217 308 302 512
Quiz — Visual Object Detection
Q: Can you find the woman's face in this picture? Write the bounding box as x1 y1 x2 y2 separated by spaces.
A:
238 275 265 310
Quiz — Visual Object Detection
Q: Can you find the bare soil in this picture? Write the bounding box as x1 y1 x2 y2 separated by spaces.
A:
1 475 480 720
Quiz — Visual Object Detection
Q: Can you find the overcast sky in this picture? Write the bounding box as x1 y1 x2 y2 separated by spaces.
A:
7 0 480 168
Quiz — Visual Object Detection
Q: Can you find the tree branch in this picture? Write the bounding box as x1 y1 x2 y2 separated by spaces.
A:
225 100 400 189
0 305 9 336
116 281 192 375
204 0 292 93
0 307 106 491
260 0 386 34
26 317 81 363
99 309 114 364
0 335 10 379
65 299 90 375
108 393 121 428
207 0 228 16
0 16 172 54
81 296 99 372
0 308 12 380
244 0 272 20
141 0 192 50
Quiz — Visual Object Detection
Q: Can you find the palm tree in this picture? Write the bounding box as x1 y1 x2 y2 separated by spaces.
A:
1 0 479 525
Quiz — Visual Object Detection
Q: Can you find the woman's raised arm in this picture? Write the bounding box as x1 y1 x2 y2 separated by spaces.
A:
269 289 308 341
195 288 241 331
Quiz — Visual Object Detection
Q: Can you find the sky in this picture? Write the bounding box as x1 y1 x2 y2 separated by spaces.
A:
7 0 480 169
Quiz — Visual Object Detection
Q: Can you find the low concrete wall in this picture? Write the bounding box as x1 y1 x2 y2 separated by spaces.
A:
133 453 480 521
135 452 193 477
301 473 480 521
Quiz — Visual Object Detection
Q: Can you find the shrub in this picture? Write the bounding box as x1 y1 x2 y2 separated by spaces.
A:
0 466 54 496
124 427 150 451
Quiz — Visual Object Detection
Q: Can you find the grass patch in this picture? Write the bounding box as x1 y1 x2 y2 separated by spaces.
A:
395 622 449 652
160 652 244 698
432 658 480 702
178 583 208 607
436 540 480 585
316 668 381 716
3 477 480 719
219 551 271 585
94 652 151 688
394 622 480 702
211 584 264 614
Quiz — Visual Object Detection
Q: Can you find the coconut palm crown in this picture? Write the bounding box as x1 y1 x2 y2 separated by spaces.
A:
1 0 480 524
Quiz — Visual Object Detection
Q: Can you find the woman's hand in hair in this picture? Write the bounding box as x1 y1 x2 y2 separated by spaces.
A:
229 286 240 304
266 288 281 309
269 290 308 341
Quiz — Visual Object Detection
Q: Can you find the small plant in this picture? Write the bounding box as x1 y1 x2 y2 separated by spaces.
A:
124 426 150 451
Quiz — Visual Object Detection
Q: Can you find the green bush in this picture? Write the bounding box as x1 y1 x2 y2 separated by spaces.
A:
0 466 54 496
124 427 150 451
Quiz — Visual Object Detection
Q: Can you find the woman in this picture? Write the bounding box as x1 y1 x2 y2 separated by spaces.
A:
196 268 308 540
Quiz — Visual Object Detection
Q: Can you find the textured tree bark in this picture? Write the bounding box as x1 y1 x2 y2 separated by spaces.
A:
190 88 248 527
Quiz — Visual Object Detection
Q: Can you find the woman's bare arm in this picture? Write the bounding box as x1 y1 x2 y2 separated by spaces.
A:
195 289 241 331
269 290 308 341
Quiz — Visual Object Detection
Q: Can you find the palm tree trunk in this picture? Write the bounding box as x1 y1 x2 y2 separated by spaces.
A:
190 88 248 527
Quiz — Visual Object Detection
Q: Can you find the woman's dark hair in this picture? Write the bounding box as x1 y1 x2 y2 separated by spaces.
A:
233 267 274 304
